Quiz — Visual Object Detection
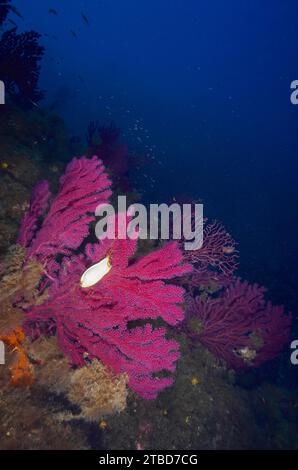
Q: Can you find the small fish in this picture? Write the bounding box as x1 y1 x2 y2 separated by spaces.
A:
9 5 24 19
78 74 84 83
49 8 58 15
28 99 40 108
70 30 77 38
7 18 17 27
81 11 89 25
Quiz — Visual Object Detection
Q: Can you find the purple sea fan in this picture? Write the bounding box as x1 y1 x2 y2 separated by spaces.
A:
186 278 291 370
25 221 192 399
19 157 192 398
185 219 238 278
19 156 112 265
17 180 51 248
181 219 239 294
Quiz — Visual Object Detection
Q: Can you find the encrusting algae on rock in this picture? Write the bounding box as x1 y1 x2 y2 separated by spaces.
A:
0 241 129 422
0 244 44 386
0 244 44 307
26 337 129 420
68 360 129 421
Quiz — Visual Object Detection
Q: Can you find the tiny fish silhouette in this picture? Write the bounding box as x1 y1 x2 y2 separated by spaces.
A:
7 18 17 27
70 30 78 38
49 8 58 15
9 5 24 19
28 99 40 108
81 11 89 25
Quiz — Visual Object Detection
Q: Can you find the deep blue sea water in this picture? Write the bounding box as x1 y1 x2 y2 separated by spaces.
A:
1 0 297 451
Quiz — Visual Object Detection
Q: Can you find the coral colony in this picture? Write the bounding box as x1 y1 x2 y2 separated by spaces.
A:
17 155 291 399
182 219 291 370
18 156 192 399
185 219 238 278
185 279 291 370
0 0 44 107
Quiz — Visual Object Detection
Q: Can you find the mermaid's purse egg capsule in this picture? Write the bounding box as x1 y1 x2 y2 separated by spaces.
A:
80 256 111 288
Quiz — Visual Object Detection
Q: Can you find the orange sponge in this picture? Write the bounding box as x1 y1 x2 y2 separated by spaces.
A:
0 327 34 386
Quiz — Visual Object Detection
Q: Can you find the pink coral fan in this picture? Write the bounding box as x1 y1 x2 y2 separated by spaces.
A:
18 156 192 399
185 219 238 278
19 156 112 265
181 219 238 293
25 232 192 399
17 180 51 248
186 278 291 370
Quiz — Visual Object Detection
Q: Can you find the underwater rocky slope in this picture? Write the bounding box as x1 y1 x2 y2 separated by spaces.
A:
0 105 297 450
